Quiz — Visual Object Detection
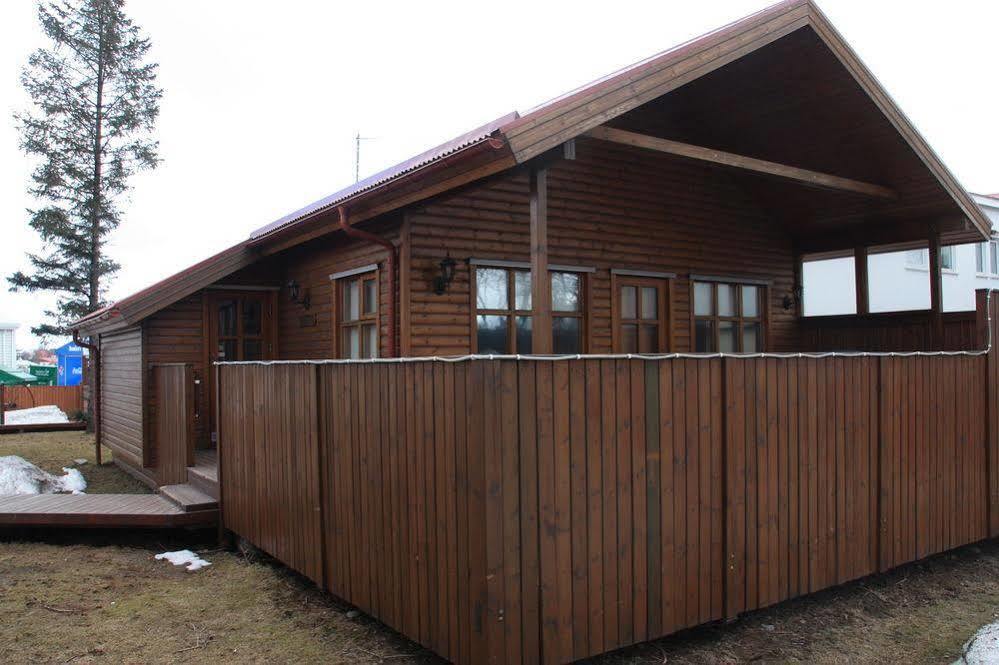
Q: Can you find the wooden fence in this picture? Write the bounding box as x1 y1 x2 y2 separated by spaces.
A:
151 364 195 485
0 385 85 420
218 294 999 665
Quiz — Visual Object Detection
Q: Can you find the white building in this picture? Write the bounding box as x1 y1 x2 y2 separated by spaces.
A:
0 323 17 370
803 193 999 316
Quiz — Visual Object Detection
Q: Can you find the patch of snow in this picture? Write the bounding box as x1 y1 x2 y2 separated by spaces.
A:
958 621 999 664
73 458 88 466
155 549 212 572
4 405 70 425
0 455 88 496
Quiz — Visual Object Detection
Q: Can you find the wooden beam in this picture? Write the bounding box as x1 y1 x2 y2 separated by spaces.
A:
585 126 897 200
854 246 869 315
530 167 552 354
928 231 943 345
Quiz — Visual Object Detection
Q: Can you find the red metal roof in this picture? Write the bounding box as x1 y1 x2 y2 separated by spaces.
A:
249 113 519 241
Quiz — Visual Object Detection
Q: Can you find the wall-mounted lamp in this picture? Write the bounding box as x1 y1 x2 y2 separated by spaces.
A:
782 285 803 311
286 279 311 310
433 257 458 295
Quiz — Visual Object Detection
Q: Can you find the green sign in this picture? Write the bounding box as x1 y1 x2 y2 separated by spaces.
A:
28 365 57 386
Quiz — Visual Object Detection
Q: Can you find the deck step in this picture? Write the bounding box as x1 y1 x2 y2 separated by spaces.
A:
158 483 218 512
186 466 219 500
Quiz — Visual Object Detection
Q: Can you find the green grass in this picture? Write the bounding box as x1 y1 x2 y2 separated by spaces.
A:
0 431 149 494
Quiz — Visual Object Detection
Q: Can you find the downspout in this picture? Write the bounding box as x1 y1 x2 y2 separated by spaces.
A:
73 329 102 465
337 206 398 357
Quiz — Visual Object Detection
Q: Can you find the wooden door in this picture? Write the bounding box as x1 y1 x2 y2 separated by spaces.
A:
206 291 276 446
612 276 671 353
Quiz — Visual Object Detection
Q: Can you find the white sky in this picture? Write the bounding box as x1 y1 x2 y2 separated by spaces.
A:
1 0 998 351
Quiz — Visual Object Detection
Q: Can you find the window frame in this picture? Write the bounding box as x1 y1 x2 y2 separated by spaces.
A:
551 271 588 354
977 239 999 277
470 265 589 354
611 274 671 353
690 280 767 353
332 268 380 359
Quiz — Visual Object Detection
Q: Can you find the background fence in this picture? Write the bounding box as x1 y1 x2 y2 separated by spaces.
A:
0 385 85 420
218 293 999 665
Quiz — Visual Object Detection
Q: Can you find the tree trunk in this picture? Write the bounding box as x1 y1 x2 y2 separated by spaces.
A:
90 1 105 311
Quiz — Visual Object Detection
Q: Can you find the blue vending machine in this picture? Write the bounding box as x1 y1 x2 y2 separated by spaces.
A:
55 341 84 386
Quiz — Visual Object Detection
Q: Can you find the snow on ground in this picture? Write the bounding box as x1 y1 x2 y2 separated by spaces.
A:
958 621 999 664
155 550 212 571
0 456 87 496
3 405 70 425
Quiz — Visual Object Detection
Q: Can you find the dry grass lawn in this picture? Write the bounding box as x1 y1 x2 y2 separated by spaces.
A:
1 533 997 664
0 534 437 664
0 431 149 494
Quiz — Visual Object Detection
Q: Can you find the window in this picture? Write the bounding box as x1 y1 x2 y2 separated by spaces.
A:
906 249 927 268
338 272 378 359
615 277 668 353
692 281 764 353
472 266 586 354
941 246 955 271
978 240 999 276
551 272 584 353
907 247 956 271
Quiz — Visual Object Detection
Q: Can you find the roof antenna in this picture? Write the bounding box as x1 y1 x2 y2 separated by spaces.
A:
354 132 375 183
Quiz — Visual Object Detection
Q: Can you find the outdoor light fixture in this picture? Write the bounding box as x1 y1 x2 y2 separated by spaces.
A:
433 257 458 295
286 279 311 310
783 285 803 311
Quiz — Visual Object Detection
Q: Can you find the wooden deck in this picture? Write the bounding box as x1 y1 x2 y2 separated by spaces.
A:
0 493 217 528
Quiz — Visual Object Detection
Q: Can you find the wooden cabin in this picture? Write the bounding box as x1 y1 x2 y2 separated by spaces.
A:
75 1 994 660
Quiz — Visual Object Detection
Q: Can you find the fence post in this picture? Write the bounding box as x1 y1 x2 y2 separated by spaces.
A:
314 363 328 591
978 289 999 537
876 355 888 572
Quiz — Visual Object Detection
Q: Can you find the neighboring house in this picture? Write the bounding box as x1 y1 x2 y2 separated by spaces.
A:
67 3 997 663
803 193 999 315
0 323 17 370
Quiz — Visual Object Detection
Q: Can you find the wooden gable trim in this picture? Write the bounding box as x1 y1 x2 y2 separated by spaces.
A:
503 0 811 162
805 3 992 241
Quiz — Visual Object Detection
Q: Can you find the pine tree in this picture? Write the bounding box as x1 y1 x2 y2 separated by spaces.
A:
9 0 162 338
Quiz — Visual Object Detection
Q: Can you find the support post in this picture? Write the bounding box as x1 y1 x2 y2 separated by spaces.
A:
530 166 552 353
928 232 944 347
854 246 869 315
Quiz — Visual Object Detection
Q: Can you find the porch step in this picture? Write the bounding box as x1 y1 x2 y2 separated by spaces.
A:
158 483 218 512
187 456 219 501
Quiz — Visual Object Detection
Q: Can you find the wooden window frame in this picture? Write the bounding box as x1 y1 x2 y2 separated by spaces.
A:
611 273 672 353
690 280 766 353
551 271 588 354
470 265 589 354
332 268 380 359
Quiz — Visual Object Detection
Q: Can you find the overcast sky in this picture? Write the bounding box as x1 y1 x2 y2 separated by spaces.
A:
1 0 998 351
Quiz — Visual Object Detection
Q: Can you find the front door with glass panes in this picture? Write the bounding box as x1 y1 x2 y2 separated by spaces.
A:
615 277 669 353
206 291 274 447
213 294 271 362
692 281 763 353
